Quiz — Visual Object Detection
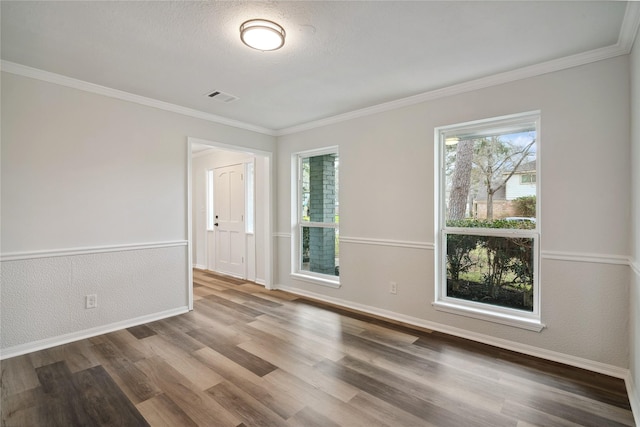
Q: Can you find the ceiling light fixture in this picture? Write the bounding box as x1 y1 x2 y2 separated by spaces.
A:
240 19 285 51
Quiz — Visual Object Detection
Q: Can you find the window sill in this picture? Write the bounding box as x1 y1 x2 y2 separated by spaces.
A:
290 272 341 289
432 300 545 332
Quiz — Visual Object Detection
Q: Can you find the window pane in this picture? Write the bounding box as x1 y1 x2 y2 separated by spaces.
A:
301 226 339 277
445 127 536 228
446 233 534 312
301 154 338 223
206 169 214 230
246 162 254 233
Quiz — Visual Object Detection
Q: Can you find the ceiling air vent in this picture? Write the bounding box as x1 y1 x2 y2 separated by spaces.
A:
206 90 239 103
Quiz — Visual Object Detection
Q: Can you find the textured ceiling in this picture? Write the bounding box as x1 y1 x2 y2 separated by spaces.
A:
0 1 633 132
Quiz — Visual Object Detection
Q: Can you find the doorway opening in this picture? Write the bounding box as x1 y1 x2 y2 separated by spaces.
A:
186 137 272 310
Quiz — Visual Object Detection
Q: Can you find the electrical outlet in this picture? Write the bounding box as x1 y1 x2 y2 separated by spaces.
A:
85 294 97 309
390 282 397 295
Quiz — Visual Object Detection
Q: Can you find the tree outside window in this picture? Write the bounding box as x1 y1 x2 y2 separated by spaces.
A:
437 112 540 321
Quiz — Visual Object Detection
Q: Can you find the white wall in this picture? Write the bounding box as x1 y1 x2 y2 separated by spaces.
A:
0 71 275 356
254 155 270 285
628 24 640 419
277 56 631 371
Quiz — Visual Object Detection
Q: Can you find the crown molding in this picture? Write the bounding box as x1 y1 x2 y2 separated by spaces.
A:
275 44 629 136
0 60 277 137
276 2 640 136
620 1 640 52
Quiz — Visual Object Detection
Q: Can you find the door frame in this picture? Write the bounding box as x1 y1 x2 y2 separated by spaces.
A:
187 137 274 311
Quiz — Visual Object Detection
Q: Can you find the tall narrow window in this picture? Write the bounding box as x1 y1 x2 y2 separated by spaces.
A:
293 147 339 286
435 112 542 331
246 161 255 234
206 169 214 231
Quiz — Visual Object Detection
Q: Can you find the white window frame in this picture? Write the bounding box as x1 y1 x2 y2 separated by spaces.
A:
291 146 340 288
245 160 255 235
206 169 214 231
433 111 544 331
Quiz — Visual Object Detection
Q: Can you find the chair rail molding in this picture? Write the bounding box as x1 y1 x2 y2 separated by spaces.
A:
0 240 188 262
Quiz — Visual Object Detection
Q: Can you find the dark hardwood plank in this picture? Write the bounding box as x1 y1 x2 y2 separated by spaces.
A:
35 361 91 426
193 347 303 419
127 324 158 340
503 392 631 427
90 337 162 404
187 327 278 377
72 365 150 426
34 361 150 427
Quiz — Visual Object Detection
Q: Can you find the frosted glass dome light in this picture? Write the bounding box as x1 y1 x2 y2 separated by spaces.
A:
240 19 285 51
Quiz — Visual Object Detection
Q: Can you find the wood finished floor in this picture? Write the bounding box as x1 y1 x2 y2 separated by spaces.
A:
1 269 634 426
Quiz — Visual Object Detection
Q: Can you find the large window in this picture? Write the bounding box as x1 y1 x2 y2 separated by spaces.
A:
293 148 339 286
435 112 542 330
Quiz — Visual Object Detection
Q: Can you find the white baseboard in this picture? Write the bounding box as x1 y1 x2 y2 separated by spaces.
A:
0 306 189 360
193 264 207 270
255 278 266 286
275 284 629 379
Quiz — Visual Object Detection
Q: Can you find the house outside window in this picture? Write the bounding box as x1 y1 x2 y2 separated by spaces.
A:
434 112 542 331
520 173 536 184
292 147 339 287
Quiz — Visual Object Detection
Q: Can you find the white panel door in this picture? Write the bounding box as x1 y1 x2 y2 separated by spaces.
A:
214 164 245 278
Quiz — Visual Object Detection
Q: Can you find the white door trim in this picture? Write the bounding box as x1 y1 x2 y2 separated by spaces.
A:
187 142 194 310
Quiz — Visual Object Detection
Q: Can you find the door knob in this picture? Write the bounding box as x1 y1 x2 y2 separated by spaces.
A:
214 223 219 227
